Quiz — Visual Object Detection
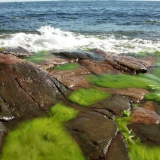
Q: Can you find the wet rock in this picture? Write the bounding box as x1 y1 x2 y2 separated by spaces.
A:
57 75 91 90
0 54 67 119
101 88 149 100
130 123 160 145
131 107 160 124
0 47 31 58
92 108 115 120
0 123 7 152
105 55 155 74
141 101 156 112
91 95 131 116
106 132 130 160
66 111 118 160
38 57 69 70
79 59 120 74
49 64 90 82
91 48 116 58
52 50 102 60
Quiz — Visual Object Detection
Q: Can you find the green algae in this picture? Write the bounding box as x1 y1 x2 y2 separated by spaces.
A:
116 111 160 160
89 74 160 90
131 51 160 58
68 88 110 107
54 62 79 70
25 50 53 64
0 47 4 51
1 103 86 160
153 68 160 78
145 92 160 104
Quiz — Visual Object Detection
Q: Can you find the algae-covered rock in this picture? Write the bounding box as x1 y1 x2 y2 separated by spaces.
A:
54 62 79 70
25 50 54 64
1 103 86 160
68 88 110 107
145 92 160 104
89 74 160 90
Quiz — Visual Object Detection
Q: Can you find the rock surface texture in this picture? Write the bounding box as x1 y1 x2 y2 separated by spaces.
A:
0 51 159 159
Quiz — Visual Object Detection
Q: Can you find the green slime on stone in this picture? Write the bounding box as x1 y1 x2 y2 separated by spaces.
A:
116 112 160 160
1 103 86 160
68 88 110 107
0 47 4 51
89 74 160 90
54 63 79 70
145 92 160 104
25 50 53 64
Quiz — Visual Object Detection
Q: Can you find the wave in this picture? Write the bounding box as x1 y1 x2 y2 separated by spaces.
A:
0 25 160 54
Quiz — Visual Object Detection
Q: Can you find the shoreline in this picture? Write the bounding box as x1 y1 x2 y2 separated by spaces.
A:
0 49 160 159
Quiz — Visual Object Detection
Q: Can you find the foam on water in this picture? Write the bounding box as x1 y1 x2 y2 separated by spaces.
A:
0 25 160 54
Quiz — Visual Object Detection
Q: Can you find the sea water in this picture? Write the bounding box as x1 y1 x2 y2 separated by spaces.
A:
0 1 160 54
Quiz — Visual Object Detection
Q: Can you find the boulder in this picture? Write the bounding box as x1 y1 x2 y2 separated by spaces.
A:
131 107 160 124
91 95 131 117
66 110 118 160
0 53 67 120
106 132 130 160
0 47 31 58
105 55 155 74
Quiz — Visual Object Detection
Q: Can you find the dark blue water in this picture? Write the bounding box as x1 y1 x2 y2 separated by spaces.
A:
0 1 160 53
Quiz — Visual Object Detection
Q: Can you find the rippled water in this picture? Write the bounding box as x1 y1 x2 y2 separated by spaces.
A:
0 1 160 54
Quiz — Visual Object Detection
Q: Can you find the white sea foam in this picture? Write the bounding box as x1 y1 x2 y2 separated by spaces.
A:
0 25 160 54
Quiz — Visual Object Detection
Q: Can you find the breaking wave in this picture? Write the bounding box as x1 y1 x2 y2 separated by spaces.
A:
0 25 160 54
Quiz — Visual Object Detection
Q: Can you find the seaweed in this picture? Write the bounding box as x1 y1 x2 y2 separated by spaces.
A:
1 103 86 160
116 111 160 160
68 88 110 107
89 74 160 90
0 47 4 51
54 62 79 70
145 92 160 104
25 50 53 64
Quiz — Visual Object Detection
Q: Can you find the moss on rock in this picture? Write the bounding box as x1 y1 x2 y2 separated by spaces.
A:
68 88 110 107
1 103 86 160
25 50 53 64
89 74 160 90
116 111 160 160
54 63 79 70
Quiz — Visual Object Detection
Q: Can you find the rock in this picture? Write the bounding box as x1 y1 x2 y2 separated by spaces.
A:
79 59 120 74
0 47 31 58
51 50 102 60
0 54 67 120
66 110 118 160
130 123 160 145
0 123 7 152
57 75 91 90
49 65 90 80
38 57 69 70
91 95 131 117
101 88 149 100
106 132 130 160
131 107 160 124
141 101 156 112
105 55 155 74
